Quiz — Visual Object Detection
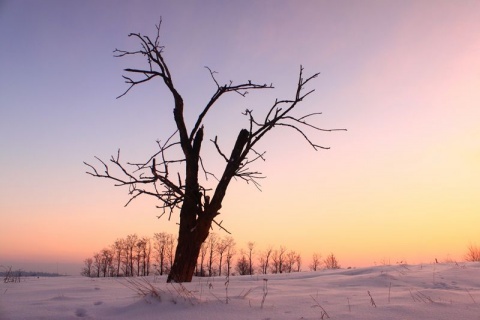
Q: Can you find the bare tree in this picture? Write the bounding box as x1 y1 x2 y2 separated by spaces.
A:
295 253 302 272
225 238 236 277
84 20 344 282
207 233 218 277
271 249 279 274
324 253 340 269
166 234 176 274
144 237 152 276
271 246 287 274
216 236 233 276
81 258 93 277
123 234 138 276
93 252 102 277
258 247 273 275
153 232 168 275
134 239 143 276
236 252 249 276
100 248 114 277
310 253 322 271
465 244 480 262
197 241 209 277
247 242 255 275
112 239 124 276
285 250 298 273
134 237 150 276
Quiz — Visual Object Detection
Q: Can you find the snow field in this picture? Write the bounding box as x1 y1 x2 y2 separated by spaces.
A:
1 262 479 319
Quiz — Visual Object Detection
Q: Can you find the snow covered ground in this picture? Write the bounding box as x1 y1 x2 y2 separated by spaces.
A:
1 262 479 319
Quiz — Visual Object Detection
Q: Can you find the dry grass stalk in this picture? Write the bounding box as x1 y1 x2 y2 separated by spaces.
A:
466 288 477 304
260 279 268 308
122 277 163 300
169 282 197 305
368 291 377 307
310 295 330 319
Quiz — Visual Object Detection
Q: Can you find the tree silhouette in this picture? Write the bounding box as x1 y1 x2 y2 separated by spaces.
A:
310 253 322 271
84 20 344 282
259 247 273 275
324 253 340 269
465 244 480 262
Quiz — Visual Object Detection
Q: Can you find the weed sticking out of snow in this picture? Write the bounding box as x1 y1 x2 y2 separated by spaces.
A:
310 294 330 319
260 279 268 308
368 290 377 307
169 282 199 305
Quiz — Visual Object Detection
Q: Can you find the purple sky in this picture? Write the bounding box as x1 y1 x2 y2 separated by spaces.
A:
1 1 479 275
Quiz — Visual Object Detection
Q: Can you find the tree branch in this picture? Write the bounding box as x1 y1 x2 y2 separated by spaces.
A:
86 20 345 236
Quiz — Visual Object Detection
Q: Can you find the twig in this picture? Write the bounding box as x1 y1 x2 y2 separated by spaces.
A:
388 282 392 303
409 289 419 302
238 287 253 299
368 291 377 307
466 288 477 304
260 279 268 308
225 276 230 304
310 295 330 319
169 282 196 305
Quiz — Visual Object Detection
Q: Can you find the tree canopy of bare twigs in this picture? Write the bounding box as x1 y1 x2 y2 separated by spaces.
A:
84 19 345 282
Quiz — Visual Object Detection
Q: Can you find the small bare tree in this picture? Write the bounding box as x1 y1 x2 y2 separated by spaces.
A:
465 244 480 262
166 234 176 273
134 237 150 276
100 248 114 277
225 238 236 277
258 247 273 275
144 237 152 276
247 242 255 275
197 241 209 277
295 252 302 272
271 246 287 274
84 20 344 282
216 236 234 276
112 239 124 276
93 252 102 277
236 253 250 276
284 250 302 273
310 253 322 271
153 232 168 275
123 234 138 276
207 233 218 276
324 253 340 269
81 258 93 277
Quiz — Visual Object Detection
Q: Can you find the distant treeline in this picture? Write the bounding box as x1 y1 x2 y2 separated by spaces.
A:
0 270 63 278
82 232 341 278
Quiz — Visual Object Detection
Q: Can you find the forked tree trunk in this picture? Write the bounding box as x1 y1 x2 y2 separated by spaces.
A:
167 129 249 282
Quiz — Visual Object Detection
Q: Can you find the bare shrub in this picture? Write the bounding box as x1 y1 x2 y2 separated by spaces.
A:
310 253 322 271
236 254 249 275
324 253 340 269
465 244 480 262
2 266 22 283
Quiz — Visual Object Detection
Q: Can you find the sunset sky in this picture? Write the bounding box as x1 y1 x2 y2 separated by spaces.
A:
1 1 479 275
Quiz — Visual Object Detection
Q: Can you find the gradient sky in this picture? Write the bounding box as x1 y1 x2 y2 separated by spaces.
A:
1 0 479 275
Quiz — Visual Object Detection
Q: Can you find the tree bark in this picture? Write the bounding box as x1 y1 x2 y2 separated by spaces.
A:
167 215 211 282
